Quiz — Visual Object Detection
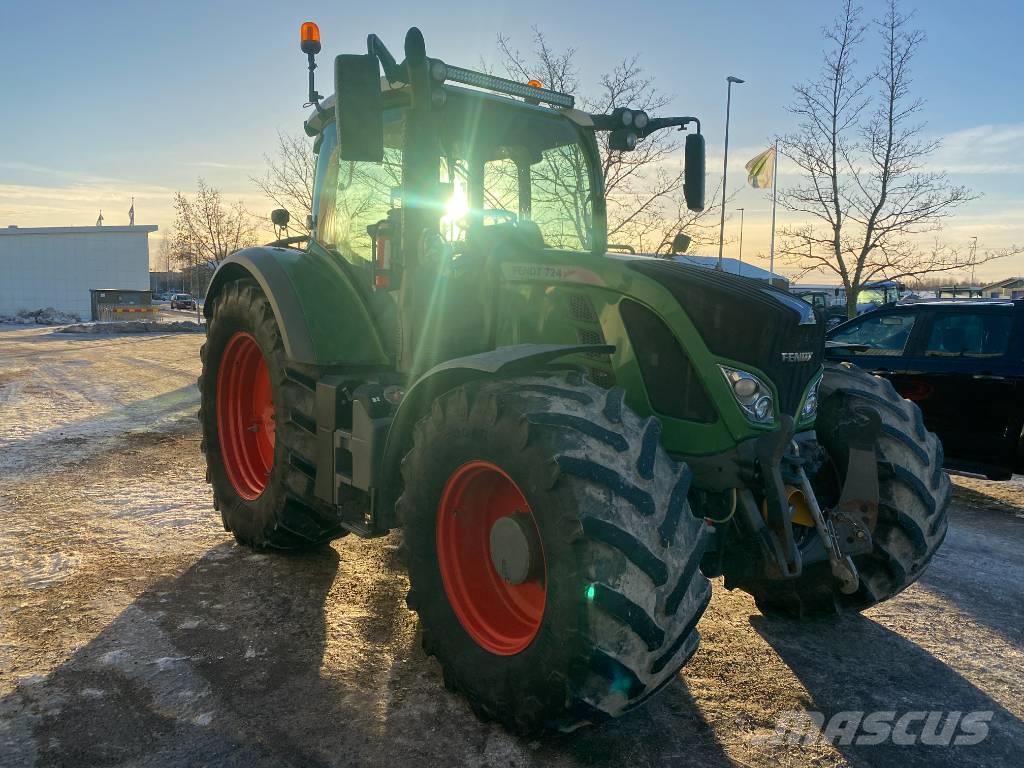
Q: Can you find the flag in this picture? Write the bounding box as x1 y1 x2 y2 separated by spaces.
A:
745 146 776 189
128 198 135 226
96 210 104 227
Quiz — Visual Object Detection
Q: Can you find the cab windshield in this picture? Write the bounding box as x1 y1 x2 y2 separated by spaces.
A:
437 91 598 252
312 92 601 266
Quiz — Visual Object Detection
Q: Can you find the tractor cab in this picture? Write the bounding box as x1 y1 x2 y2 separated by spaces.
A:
306 86 608 367
299 27 703 376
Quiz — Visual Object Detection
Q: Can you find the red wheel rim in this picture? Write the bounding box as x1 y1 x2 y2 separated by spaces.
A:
436 461 546 655
216 331 275 500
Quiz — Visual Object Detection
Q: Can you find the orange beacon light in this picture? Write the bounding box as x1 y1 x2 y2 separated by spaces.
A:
300 22 321 55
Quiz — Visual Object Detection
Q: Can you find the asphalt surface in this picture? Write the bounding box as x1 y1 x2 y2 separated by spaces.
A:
1 325 1022 767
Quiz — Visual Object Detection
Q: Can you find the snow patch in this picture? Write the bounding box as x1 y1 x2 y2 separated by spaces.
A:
58 320 203 334
0 308 81 326
192 711 215 727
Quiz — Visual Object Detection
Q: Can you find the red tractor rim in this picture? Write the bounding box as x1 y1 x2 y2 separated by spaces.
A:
217 332 275 500
436 460 547 655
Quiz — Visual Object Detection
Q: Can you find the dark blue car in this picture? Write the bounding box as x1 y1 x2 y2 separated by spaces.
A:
826 299 1024 480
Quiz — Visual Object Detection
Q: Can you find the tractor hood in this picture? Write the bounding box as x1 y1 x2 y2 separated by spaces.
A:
625 258 824 416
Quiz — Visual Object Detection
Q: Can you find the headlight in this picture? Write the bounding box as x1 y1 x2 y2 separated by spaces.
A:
719 366 775 425
799 372 823 421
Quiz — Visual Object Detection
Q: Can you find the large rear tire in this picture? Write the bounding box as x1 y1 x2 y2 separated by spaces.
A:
199 277 345 549
740 362 950 617
398 373 711 733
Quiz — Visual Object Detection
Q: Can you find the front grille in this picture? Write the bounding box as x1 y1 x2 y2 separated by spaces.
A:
626 260 824 415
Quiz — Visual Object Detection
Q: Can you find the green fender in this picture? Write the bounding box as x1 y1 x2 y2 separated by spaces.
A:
374 342 614 530
204 245 390 367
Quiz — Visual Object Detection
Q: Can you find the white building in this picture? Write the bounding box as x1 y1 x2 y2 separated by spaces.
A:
0 224 157 318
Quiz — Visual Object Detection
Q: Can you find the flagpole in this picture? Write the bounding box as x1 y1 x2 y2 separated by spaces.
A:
769 139 778 275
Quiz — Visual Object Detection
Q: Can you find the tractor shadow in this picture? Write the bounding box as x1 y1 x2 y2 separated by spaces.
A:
750 610 1024 767
1 538 735 768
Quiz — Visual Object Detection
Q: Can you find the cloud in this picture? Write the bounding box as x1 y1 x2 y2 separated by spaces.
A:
186 161 262 171
0 163 274 230
932 123 1024 175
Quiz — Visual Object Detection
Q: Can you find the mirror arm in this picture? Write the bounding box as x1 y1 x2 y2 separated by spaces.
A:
587 114 701 138
636 116 700 139
367 34 405 83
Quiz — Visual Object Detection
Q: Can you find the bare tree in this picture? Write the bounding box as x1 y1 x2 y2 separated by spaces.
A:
172 179 258 293
157 231 182 293
779 0 1019 316
494 29 718 253
250 131 316 223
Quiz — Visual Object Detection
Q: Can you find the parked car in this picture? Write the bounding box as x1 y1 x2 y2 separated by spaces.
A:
825 299 1024 479
171 293 197 310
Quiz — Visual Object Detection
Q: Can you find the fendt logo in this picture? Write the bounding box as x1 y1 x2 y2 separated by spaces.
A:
781 351 814 363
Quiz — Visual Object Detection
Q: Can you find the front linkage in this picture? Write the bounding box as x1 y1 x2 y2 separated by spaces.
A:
704 362 949 617
703 410 878 594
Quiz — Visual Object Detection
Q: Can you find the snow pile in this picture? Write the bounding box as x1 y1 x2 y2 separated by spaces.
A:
58 320 205 334
0 307 82 325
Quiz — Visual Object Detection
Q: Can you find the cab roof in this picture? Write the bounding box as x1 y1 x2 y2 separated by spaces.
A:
304 81 593 138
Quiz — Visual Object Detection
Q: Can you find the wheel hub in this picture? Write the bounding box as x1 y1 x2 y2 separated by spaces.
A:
489 513 541 585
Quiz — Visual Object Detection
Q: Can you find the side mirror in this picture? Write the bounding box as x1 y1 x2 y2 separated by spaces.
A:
271 208 290 228
684 132 706 212
335 54 384 162
671 232 691 254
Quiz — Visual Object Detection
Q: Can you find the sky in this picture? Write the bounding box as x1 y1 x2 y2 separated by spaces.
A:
2 0 1023 281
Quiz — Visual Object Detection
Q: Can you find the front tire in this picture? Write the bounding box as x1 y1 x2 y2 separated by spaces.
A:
199 277 344 549
740 362 950 617
398 373 711 733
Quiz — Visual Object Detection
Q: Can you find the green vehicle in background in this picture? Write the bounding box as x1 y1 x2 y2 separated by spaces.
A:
198 23 949 733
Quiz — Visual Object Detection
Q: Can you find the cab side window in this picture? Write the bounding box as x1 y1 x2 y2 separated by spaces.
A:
313 116 404 267
924 311 1013 357
830 312 918 356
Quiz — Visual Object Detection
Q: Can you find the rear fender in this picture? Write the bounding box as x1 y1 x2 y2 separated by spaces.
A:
204 246 389 367
374 343 614 529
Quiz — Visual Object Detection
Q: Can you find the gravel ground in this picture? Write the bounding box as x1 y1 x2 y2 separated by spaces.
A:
1 326 1022 767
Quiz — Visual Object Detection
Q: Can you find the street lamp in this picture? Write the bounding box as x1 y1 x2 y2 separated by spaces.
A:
736 207 745 274
717 75 745 270
970 236 978 287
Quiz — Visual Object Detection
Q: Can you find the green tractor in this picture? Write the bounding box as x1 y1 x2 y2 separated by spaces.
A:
199 23 950 733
